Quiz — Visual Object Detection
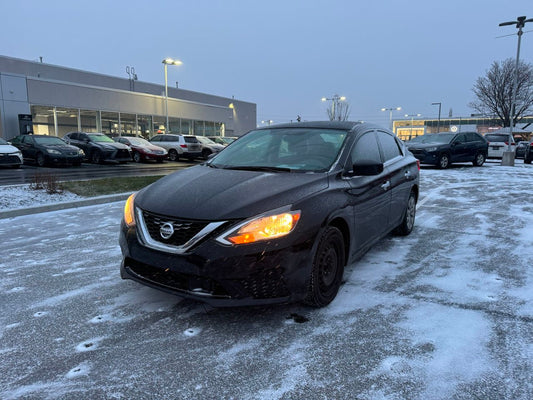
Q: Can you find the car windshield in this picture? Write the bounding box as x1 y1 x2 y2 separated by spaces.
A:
209 128 347 172
89 134 115 143
125 137 150 146
485 134 509 143
34 136 67 145
414 133 456 144
197 136 216 145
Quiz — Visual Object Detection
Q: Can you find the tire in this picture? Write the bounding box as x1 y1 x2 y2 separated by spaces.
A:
133 152 142 163
91 150 102 164
437 153 450 169
394 190 417 236
304 226 345 307
473 152 485 167
36 152 46 167
202 149 211 159
168 149 179 161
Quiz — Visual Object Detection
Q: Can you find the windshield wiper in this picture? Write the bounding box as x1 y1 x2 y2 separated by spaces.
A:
221 165 292 173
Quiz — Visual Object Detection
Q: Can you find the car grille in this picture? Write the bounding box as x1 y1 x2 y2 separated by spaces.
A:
142 210 209 246
409 149 425 157
0 155 21 164
127 259 230 297
113 149 130 158
238 266 290 299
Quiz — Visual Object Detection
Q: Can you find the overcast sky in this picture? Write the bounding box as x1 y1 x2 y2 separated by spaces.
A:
2 0 532 128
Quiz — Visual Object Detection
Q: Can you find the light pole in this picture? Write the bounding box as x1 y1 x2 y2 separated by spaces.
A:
499 16 533 163
431 102 442 133
162 58 183 133
322 94 346 121
381 106 402 131
404 113 421 140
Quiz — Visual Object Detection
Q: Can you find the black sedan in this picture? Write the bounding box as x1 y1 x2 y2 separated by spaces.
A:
406 131 488 168
119 121 420 307
63 132 131 164
10 134 85 167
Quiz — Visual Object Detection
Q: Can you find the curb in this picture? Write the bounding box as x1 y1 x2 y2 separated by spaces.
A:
0 193 132 220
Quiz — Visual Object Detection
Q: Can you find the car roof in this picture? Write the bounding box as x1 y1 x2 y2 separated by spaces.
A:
256 121 366 131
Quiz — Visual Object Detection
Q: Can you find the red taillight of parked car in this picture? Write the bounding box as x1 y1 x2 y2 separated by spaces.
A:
180 144 187 148
416 160 420 170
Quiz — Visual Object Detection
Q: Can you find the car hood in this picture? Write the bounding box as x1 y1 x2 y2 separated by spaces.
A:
0 144 20 153
97 142 130 150
136 165 329 220
45 144 81 152
407 142 448 150
135 144 165 151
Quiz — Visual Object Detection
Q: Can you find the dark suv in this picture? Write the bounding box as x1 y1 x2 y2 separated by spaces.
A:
64 132 131 164
524 141 533 164
406 132 488 169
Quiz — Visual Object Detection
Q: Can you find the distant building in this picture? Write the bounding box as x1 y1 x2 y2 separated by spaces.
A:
393 116 533 141
0 55 256 140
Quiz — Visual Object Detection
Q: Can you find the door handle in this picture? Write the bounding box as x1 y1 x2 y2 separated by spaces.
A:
381 181 391 191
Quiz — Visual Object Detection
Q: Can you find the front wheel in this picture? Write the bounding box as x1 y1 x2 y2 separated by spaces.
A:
394 190 417 236
168 149 178 161
133 152 142 163
473 152 485 167
91 150 102 164
304 226 345 307
437 153 450 169
36 152 46 167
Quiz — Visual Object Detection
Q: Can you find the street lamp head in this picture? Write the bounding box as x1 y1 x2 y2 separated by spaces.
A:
162 58 183 66
381 108 386 112
396 106 402 111
321 97 327 102
339 96 346 101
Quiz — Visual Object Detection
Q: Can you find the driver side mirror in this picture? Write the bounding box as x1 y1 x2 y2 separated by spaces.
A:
349 160 384 176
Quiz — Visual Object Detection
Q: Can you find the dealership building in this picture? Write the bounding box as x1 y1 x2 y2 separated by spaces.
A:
0 55 256 141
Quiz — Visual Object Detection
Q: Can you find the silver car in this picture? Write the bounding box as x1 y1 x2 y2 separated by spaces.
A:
196 136 225 159
149 134 202 161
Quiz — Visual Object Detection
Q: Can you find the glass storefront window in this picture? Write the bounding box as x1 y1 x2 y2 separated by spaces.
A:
194 120 204 136
101 111 119 136
169 117 180 134
215 123 224 136
120 113 137 135
80 110 97 133
204 122 215 136
153 116 166 136
181 119 192 135
137 115 153 138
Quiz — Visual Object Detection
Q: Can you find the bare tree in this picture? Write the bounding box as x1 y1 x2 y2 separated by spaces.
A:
326 100 351 121
469 58 533 127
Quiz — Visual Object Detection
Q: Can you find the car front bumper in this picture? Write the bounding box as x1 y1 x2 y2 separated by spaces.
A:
119 222 315 307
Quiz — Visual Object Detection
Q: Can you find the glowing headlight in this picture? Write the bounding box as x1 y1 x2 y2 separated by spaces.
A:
124 193 137 227
78 149 85 155
426 147 438 152
217 210 301 245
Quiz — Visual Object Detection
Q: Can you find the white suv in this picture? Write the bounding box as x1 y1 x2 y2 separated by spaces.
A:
149 134 202 161
485 133 516 159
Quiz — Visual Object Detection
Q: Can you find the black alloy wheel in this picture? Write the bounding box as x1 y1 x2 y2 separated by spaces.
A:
133 151 142 163
394 190 417 236
168 149 178 161
438 153 450 169
473 152 485 167
304 226 345 307
91 150 102 164
36 152 46 167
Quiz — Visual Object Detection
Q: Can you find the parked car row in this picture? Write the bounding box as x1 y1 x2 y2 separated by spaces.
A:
405 131 533 168
1 132 239 167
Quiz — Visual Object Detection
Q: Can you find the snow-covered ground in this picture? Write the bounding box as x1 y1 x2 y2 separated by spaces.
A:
0 184 82 211
1 161 532 399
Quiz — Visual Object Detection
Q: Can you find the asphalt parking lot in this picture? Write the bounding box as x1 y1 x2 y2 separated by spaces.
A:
1 161 532 399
